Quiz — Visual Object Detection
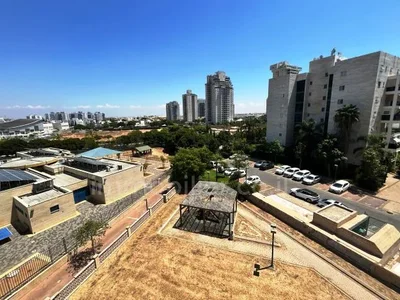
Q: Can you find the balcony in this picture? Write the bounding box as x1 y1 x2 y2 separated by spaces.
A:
385 85 400 94
381 115 391 121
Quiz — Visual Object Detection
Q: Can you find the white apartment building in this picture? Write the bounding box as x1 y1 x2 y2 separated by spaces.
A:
182 90 198 122
266 50 400 164
52 122 70 131
205 71 234 124
166 101 180 121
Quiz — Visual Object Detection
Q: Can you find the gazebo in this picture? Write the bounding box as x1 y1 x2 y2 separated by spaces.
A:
132 145 152 156
177 181 237 239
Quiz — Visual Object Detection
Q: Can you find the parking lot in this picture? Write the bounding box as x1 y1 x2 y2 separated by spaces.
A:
244 164 400 230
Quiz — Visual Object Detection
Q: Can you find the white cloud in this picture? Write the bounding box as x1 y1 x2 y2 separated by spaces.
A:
129 104 164 109
96 103 120 109
5 105 50 109
235 101 265 113
76 105 91 109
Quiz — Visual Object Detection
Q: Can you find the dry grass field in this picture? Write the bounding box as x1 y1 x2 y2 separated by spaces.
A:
71 195 349 300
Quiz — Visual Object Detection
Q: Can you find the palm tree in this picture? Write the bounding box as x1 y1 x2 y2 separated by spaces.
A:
334 104 360 154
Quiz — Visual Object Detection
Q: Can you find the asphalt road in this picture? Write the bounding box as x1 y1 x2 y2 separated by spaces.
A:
247 167 400 230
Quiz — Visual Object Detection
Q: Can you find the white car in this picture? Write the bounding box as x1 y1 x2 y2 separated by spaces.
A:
329 180 350 194
317 199 348 209
231 169 246 178
302 174 321 185
245 175 261 185
292 170 311 181
283 167 300 178
224 167 237 176
275 165 291 175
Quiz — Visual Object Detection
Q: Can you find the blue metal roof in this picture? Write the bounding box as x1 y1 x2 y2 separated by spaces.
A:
77 147 121 159
0 227 12 241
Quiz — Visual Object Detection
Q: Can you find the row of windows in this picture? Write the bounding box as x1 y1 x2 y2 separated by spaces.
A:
308 82 328 89
308 83 345 92
307 96 343 107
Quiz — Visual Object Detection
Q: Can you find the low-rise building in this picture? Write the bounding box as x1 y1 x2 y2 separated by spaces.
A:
0 119 44 139
52 122 70 131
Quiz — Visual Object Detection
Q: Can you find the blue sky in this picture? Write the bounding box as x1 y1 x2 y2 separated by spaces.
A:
1 0 400 118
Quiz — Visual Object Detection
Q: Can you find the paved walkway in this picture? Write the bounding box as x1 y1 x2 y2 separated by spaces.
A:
15 179 169 300
161 203 379 300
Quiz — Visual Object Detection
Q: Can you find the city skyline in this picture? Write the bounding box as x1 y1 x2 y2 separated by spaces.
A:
1 1 400 118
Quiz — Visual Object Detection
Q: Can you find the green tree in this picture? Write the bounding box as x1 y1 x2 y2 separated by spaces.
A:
334 104 360 154
73 220 109 254
160 155 167 169
315 137 346 177
170 147 217 191
295 142 306 168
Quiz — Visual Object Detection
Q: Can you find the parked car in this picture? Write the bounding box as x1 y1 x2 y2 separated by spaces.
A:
224 167 238 176
289 188 320 203
275 165 291 175
302 174 321 185
259 161 274 170
245 175 261 185
231 169 246 178
329 180 350 194
283 167 300 178
217 165 225 173
254 160 266 168
317 199 347 208
292 170 311 181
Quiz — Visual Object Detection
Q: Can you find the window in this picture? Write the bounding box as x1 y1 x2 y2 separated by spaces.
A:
307 113 310 117
339 85 345 91
337 99 344 104
321 107 325 112
325 72 328 77
307 103 311 107
279 133 282 137
320 118 324 123
309 81 313 85
50 205 60 214
282 94 285 97
324 84 327 89
309 92 312 96
340 71 347 77
30 210 34 218
378 81 381 88
323 96 326 100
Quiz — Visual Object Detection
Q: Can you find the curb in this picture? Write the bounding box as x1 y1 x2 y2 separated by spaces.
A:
240 202 389 300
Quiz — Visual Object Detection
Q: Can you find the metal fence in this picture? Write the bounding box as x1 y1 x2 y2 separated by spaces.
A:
99 231 129 263
0 171 170 300
0 253 51 299
52 261 96 300
150 196 164 213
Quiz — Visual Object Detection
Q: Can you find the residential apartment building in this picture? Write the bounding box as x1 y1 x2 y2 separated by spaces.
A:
266 50 400 163
166 101 180 121
198 99 205 118
205 71 234 124
182 90 198 122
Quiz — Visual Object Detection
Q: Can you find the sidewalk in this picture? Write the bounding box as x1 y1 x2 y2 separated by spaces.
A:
15 179 169 300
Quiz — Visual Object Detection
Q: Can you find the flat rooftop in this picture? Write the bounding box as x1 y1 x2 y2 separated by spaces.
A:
181 181 237 213
317 205 354 222
64 157 139 177
18 188 66 207
52 173 83 187
0 157 59 169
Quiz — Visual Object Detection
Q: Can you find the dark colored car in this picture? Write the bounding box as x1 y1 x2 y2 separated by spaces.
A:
254 160 266 168
259 161 274 170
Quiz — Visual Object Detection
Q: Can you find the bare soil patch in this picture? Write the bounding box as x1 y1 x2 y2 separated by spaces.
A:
71 196 349 300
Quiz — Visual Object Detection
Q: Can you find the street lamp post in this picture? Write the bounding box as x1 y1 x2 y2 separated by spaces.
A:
334 164 338 181
270 223 277 269
253 223 277 276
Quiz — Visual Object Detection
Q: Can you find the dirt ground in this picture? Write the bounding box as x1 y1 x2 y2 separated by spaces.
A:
71 195 348 300
61 129 160 141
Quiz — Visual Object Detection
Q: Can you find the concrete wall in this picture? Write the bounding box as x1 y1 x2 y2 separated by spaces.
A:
14 200 31 232
64 179 88 192
247 192 400 290
25 190 77 234
336 226 383 258
0 184 33 228
103 167 144 204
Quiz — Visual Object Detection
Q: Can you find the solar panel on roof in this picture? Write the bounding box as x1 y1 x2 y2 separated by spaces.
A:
0 169 37 183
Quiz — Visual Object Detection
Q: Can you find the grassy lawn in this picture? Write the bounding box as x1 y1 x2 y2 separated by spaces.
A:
200 169 230 184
